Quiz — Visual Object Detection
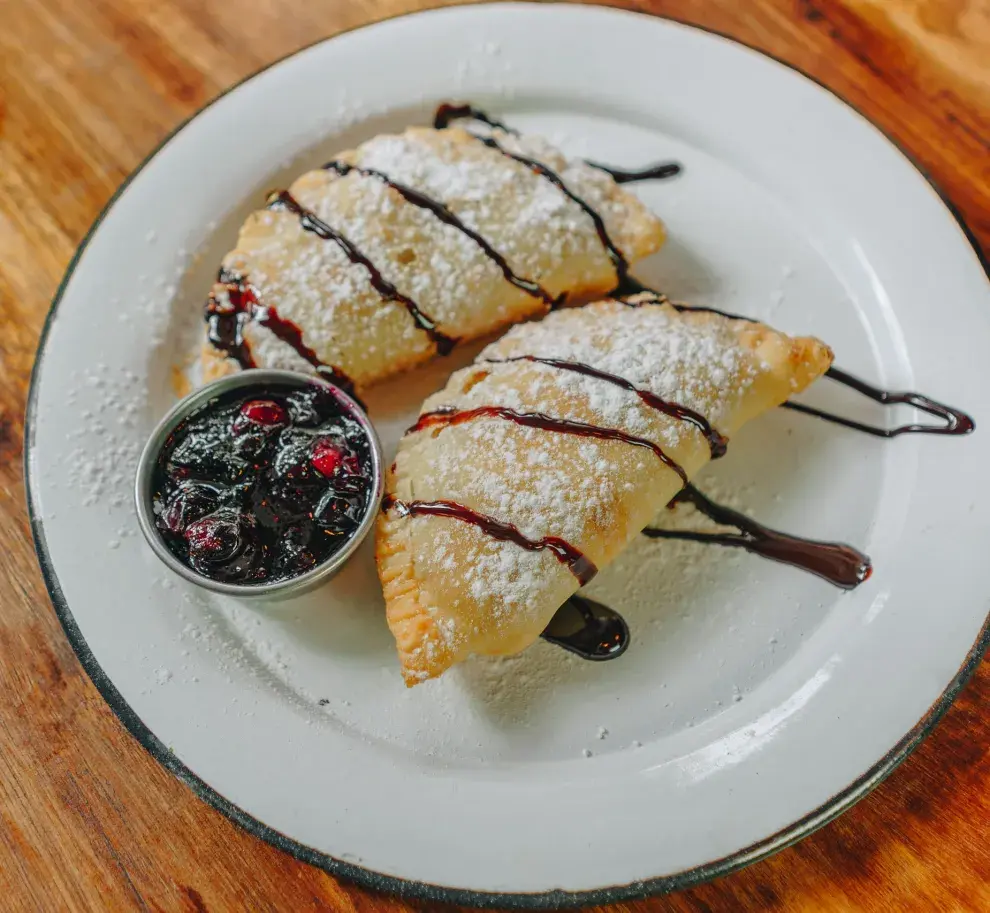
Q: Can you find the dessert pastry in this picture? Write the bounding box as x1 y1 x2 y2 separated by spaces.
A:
376 295 833 684
203 125 665 389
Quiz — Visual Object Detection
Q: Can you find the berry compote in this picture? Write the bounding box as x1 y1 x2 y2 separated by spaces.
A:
151 382 375 585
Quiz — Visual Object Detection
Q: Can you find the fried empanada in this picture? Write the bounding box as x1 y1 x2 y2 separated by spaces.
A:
203 125 664 387
376 296 833 684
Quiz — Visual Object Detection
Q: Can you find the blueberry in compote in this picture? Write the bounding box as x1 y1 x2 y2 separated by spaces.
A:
185 508 252 569
151 381 374 585
314 490 365 531
233 431 267 461
167 423 233 479
272 427 321 481
157 480 222 535
283 387 326 427
272 521 319 578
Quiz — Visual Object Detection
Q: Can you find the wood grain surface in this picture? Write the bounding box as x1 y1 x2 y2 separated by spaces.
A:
1 1 988 910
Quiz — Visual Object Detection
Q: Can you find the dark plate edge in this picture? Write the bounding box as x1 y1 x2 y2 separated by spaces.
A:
22 2 990 908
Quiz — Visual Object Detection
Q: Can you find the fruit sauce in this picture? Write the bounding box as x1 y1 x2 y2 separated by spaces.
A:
151 382 374 585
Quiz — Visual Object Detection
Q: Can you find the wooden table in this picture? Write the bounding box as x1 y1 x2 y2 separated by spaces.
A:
2 1 988 909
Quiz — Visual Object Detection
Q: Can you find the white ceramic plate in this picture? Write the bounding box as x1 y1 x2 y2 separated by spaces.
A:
26 3 990 905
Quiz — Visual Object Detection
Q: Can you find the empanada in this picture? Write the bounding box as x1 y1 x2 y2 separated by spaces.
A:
203 125 665 388
376 296 833 684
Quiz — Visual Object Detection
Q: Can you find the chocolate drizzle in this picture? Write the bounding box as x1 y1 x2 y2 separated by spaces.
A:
614 281 975 439
667 302 754 321
784 367 975 438
324 161 559 309
266 190 457 355
471 133 631 287
433 103 515 133
586 160 682 183
541 594 629 660
644 484 872 589
206 269 359 399
206 270 258 369
483 355 728 458
434 104 681 186
411 405 688 484
381 494 597 584
616 281 754 321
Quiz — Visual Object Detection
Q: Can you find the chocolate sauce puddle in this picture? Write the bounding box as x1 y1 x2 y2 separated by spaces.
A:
324 161 559 308
412 405 688 484
644 484 872 589
267 190 457 355
482 355 728 458
381 494 597 584
541 479 872 662
541 594 629 660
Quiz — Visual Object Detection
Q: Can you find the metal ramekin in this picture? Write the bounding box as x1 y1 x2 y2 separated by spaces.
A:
134 370 383 600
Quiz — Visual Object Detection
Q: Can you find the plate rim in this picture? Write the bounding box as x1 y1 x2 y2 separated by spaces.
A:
23 2 990 907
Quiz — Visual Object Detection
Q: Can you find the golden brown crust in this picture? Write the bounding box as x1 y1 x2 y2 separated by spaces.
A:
200 342 237 384
375 506 453 684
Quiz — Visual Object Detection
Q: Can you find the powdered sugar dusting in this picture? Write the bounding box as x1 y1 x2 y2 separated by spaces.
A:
223 124 658 380
355 129 596 274
63 363 146 509
482 299 760 431
456 529 549 615
499 128 645 259
228 206 426 377
354 125 637 290
391 299 769 653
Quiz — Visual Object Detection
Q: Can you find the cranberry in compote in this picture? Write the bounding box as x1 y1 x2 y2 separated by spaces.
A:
151 382 375 585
